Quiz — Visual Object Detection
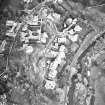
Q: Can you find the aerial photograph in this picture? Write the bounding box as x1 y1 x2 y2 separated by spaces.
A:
0 0 105 105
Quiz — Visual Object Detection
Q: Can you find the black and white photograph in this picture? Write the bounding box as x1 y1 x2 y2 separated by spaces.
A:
0 0 105 105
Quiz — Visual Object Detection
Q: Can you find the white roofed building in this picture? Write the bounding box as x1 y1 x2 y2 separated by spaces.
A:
48 69 57 79
45 80 56 89
74 25 82 32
